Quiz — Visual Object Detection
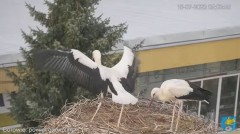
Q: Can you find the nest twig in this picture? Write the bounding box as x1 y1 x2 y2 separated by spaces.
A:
41 98 216 134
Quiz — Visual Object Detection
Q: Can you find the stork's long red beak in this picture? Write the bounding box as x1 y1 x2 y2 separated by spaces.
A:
149 98 154 107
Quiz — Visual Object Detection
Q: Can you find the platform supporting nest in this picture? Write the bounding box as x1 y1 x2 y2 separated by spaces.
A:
42 99 216 134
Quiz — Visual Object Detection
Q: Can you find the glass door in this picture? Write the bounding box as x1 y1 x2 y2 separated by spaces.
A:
189 74 240 130
201 79 219 122
219 76 238 121
237 76 240 128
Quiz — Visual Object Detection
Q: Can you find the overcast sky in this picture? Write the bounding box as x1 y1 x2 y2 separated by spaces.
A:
0 0 240 55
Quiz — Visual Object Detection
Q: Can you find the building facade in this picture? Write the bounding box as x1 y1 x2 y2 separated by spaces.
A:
129 31 240 130
0 28 240 130
0 54 23 128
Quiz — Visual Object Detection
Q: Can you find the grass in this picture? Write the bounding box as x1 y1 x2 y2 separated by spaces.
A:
0 113 19 134
0 132 20 134
0 113 17 127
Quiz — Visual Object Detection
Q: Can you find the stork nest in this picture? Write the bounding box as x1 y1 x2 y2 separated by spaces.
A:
42 98 216 134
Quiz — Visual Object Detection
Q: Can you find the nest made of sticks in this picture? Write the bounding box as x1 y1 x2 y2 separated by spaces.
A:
42 98 216 134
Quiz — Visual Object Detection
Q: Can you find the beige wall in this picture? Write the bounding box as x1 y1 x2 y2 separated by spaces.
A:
0 67 18 93
138 38 240 72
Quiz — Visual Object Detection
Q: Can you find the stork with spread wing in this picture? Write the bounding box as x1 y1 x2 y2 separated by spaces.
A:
33 46 139 127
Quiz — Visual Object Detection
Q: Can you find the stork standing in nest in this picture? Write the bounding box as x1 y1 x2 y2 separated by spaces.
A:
33 46 139 127
149 79 212 132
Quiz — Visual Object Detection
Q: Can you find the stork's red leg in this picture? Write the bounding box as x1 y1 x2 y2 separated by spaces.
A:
175 101 183 131
169 102 176 131
91 92 104 122
117 105 124 127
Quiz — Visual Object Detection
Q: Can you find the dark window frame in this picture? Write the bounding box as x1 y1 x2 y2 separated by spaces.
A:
0 93 5 107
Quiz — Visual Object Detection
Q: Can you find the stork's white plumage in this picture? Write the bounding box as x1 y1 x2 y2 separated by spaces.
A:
150 79 212 132
33 46 138 126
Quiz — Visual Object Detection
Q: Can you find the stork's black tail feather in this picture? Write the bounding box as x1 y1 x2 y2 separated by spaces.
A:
190 83 212 103
176 82 213 103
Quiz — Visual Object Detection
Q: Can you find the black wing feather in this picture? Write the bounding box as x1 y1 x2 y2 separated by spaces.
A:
120 53 139 93
33 49 107 95
176 82 212 103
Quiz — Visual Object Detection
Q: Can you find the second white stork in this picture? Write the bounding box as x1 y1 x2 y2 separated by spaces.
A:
149 79 212 132
33 46 138 127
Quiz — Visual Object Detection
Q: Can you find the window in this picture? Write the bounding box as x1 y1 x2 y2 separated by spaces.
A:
188 75 240 129
237 77 240 128
0 93 5 107
219 76 238 119
201 79 219 121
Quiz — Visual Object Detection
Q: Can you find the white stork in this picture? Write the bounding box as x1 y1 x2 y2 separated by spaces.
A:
149 79 212 132
33 46 138 127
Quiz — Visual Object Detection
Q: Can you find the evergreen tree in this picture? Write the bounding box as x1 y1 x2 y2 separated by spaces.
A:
7 0 127 128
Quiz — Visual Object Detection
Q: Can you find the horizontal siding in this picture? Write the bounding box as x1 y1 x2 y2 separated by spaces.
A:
0 67 18 93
